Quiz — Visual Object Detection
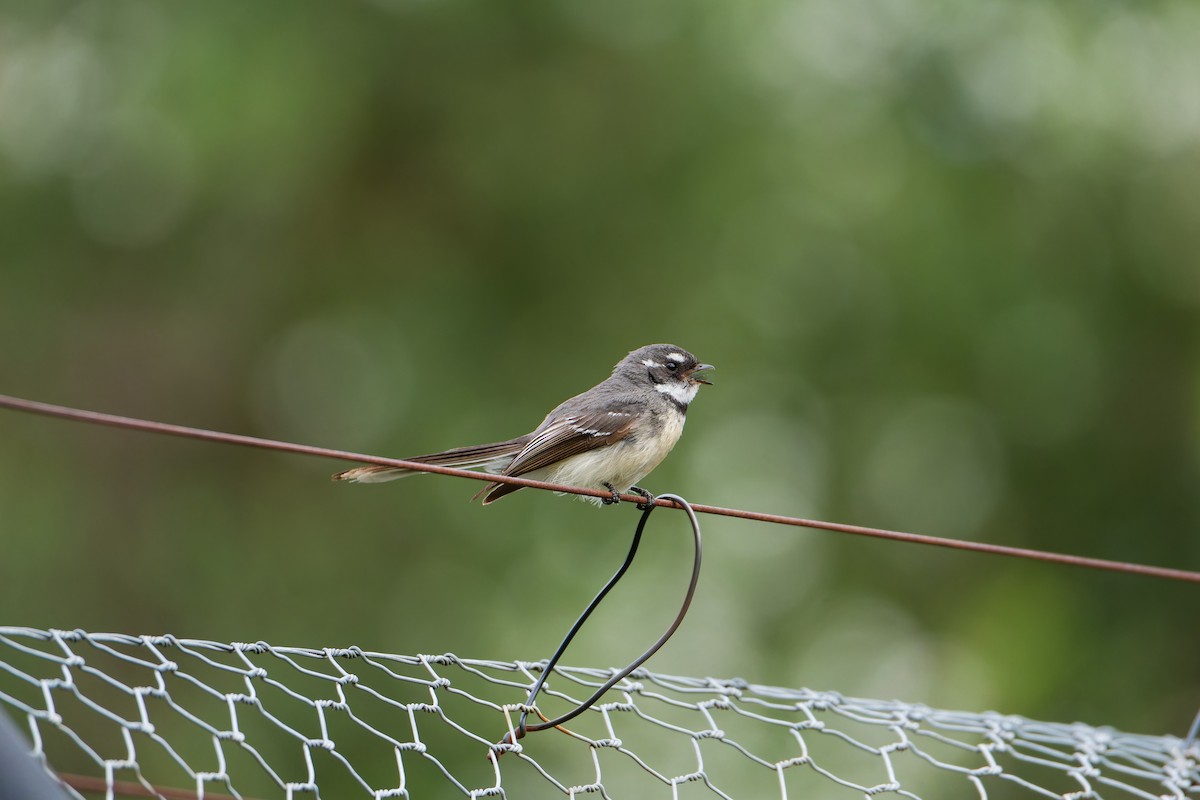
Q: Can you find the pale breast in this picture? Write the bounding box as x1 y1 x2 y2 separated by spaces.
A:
532 411 687 503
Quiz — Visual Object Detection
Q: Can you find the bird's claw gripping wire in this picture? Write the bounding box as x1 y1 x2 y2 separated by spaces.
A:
600 484 655 510
629 485 655 510
490 493 702 756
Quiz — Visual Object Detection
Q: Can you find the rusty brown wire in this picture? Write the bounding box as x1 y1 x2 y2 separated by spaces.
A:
2 392 1198 584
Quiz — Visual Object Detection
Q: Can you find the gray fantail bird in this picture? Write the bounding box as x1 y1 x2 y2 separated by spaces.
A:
333 343 713 505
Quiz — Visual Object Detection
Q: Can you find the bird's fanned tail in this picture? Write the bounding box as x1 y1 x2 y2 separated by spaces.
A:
332 436 531 483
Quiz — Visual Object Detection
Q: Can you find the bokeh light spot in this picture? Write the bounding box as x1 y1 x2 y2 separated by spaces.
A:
252 315 411 449
859 397 1005 537
977 299 1104 446
69 112 195 248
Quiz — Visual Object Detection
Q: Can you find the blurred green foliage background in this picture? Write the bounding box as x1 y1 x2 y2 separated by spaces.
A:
2 0 1199 794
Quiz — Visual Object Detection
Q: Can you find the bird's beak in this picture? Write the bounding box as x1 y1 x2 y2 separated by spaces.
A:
689 363 715 385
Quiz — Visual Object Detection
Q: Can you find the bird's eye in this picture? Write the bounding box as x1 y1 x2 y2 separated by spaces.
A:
666 361 679 372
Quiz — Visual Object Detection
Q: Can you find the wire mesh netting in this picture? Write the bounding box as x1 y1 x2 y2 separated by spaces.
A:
0 628 1195 800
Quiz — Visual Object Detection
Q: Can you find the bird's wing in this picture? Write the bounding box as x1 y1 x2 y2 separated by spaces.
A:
501 404 639 478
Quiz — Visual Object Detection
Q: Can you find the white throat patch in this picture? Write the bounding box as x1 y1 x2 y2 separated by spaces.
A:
656 381 699 406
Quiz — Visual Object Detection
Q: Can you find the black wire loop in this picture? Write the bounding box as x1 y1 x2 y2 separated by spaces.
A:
492 493 702 754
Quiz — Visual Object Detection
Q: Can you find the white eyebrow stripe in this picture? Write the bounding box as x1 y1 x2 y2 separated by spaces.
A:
666 352 686 362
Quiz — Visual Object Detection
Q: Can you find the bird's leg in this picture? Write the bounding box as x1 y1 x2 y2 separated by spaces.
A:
629 486 656 511
601 482 621 505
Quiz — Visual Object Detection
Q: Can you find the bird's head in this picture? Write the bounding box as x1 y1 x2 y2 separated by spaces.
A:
618 344 714 406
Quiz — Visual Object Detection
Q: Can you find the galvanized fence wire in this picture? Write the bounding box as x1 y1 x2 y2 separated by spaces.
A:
0 628 1195 800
